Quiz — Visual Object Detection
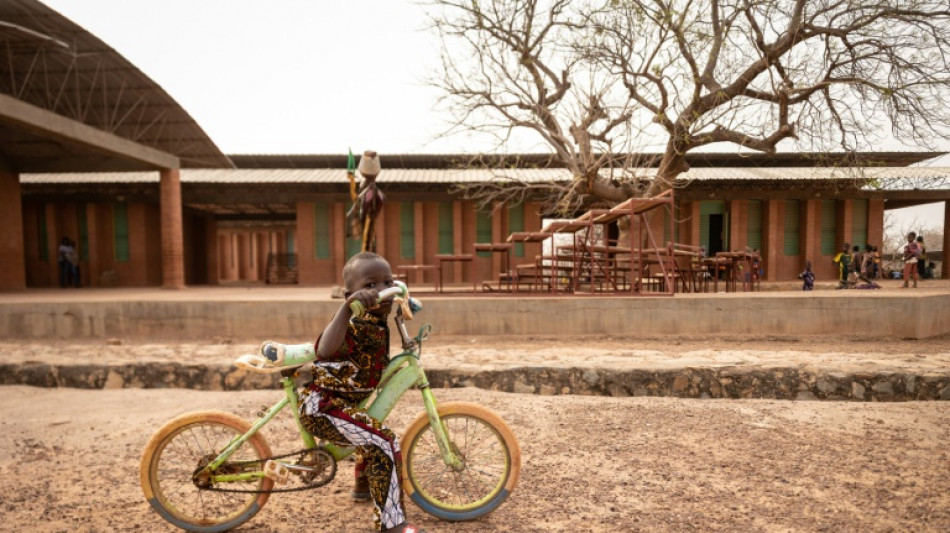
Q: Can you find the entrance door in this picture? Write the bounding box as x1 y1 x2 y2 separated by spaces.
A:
700 200 727 255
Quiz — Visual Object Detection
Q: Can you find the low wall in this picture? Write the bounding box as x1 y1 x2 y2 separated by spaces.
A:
1 293 949 341
1 361 947 402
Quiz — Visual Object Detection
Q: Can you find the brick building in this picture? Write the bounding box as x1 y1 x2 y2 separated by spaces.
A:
16 153 950 289
2 1 949 291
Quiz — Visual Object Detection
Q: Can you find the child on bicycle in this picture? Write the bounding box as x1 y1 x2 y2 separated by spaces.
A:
298 252 424 533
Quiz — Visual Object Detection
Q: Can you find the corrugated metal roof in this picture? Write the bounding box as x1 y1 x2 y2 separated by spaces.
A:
20 166 950 185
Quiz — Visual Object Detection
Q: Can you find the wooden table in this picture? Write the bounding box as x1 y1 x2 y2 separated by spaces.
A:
435 254 475 292
394 264 440 292
474 243 514 291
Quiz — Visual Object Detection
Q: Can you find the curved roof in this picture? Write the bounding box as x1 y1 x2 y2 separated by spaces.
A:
0 0 232 171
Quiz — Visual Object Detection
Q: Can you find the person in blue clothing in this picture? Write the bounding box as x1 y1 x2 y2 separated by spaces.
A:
798 261 815 291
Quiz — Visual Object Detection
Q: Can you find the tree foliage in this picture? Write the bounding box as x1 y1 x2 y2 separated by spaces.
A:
426 0 950 211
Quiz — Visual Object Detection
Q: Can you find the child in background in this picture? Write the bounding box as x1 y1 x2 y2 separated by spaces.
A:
902 232 921 289
799 261 815 291
832 243 852 290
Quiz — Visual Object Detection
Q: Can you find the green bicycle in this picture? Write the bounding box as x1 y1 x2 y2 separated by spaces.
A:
140 283 521 531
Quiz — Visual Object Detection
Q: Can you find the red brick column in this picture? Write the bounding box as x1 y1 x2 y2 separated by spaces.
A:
0 169 26 290
763 200 781 281
837 199 853 250
801 199 819 269
944 201 950 279
160 168 185 289
729 200 746 251
867 199 884 251
205 218 219 284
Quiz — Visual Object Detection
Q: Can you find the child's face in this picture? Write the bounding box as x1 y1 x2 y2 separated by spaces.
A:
345 258 395 317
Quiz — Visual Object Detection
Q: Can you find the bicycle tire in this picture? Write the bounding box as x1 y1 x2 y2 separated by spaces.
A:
401 402 521 521
140 411 274 532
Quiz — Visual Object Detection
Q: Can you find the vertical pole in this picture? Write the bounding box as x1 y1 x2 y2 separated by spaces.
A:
160 167 185 289
0 169 26 289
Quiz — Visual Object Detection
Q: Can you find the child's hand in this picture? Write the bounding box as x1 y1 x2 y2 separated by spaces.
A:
346 288 379 316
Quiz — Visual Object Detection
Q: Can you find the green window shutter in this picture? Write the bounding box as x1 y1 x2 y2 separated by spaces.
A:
851 199 868 250
476 210 492 257
78 206 89 261
508 203 525 257
783 200 800 256
313 203 330 259
113 203 130 262
699 201 725 250
37 204 48 261
286 230 295 255
400 202 415 258
820 200 836 256
438 203 454 254
746 200 762 251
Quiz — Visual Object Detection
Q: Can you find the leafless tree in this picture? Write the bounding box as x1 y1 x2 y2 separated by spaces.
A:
426 0 950 210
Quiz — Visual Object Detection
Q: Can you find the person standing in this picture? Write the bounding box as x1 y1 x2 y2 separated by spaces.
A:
57 237 75 288
832 243 852 290
65 239 80 287
902 232 921 288
915 235 927 281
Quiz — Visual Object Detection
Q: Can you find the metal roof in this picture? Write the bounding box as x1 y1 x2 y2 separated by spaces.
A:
21 166 950 185
228 151 945 170
0 0 232 171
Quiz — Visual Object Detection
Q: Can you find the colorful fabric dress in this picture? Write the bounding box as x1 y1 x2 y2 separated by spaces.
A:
298 314 404 531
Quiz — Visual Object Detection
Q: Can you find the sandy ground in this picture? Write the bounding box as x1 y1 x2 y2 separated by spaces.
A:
1 385 948 533
1 334 950 532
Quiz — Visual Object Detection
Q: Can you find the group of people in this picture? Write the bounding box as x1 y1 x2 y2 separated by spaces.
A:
799 233 934 291
57 237 81 288
827 242 884 290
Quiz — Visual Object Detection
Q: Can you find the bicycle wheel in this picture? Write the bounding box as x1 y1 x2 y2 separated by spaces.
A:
140 411 274 532
401 402 521 521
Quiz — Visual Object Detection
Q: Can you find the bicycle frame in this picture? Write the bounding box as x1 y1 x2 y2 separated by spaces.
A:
205 320 461 486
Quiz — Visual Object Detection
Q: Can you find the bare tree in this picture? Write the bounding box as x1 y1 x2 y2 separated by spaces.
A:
427 0 950 209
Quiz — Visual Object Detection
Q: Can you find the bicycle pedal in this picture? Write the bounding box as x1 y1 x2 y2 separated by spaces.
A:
262 460 291 485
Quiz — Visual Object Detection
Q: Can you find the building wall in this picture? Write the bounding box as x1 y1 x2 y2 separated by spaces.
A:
10 187 892 289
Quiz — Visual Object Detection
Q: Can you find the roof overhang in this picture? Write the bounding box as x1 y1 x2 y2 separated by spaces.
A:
0 0 233 173
0 92 179 172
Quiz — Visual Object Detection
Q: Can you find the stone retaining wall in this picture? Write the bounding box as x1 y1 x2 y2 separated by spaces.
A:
2 293 949 340
3 363 948 402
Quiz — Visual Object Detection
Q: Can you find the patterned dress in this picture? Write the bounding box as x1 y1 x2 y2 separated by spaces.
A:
299 314 405 531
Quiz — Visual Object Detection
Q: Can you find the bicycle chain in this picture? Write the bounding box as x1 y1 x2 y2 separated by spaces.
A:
199 448 337 494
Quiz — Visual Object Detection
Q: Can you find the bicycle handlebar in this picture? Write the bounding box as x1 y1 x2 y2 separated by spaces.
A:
349 280 409 317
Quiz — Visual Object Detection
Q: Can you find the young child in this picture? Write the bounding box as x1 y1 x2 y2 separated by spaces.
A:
798 261 815 291
298 252 424 533
832 243 852 290
902 232 921 288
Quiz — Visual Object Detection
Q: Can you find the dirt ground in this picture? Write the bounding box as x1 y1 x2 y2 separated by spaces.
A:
1 335 949 532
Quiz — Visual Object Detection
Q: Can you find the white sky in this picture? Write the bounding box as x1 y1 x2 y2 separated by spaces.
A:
40 0 947 235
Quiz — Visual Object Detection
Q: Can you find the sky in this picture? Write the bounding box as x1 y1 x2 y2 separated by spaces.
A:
40 0 947 235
